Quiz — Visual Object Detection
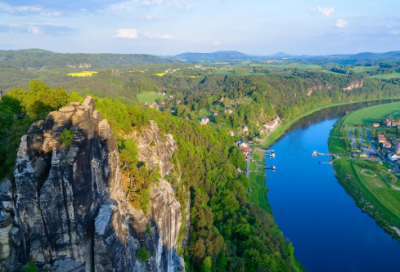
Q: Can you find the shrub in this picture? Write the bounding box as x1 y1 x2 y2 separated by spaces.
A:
24 261 38 272
136 246 149 262
61 128 74 146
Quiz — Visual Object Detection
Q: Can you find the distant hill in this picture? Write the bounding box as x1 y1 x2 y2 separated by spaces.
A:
269 52 292 58
174 51 254 61
0 49 175 70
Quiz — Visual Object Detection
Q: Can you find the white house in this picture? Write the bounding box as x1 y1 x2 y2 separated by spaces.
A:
388 153 400 161
263 119 278 130
200 117 210 125
242 126 249 132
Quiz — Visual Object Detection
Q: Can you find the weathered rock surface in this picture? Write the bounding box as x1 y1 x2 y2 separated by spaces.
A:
0 97 184 272
343 80 363 91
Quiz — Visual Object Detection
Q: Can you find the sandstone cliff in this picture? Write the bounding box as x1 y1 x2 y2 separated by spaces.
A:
343 80 363 91
0 97 184 272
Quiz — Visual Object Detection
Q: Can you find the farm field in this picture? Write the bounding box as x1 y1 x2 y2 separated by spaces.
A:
67 71 98 77
136 92 166 103
351 66 380 73
369 73 400 79
342 102 400 126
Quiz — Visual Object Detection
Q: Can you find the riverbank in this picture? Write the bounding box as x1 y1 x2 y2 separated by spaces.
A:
257 96 400 149
328 115 400 242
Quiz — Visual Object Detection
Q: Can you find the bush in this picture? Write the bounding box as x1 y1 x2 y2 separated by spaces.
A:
61 128 74 146
136 246 149 262
24 261 38 272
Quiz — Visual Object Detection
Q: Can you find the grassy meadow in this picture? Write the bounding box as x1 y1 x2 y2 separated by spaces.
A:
370 73 400 79
342 102 400 126
137 92 166 103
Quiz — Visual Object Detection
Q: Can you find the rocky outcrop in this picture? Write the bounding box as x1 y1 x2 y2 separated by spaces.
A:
66 63 92 69
0 97 184 272
126 120 178 177
343 80 363 91
306 82 332 96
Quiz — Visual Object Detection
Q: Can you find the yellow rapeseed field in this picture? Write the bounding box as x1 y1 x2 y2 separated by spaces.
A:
67 71 98 77
154 73 167 76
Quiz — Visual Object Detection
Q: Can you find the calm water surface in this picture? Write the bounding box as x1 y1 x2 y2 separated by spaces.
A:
265 100 400 272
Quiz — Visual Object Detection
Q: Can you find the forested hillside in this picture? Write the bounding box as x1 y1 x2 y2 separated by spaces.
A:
0 82 303 272
0 49 174 70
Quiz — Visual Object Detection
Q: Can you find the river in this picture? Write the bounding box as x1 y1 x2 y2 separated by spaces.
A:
265 99 400 272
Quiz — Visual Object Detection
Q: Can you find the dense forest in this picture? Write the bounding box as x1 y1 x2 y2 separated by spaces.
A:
0 49 174 70
0 81 302 272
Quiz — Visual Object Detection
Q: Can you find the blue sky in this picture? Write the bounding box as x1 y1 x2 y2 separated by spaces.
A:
0 0 399 55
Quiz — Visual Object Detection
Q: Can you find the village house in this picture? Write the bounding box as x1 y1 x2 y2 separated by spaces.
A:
384 119 392 127
378 134 386 143
169 95 173 98
240 147 249 158
155 106 160 110
149 102 158 109
392 121 400 127
239 142 248 148
177 100 181 105
218 97 225 102
389 152 400 161
229 130 235 137
194 65 203 69
383 141 392 148
214 111 219 116
264 119 278 130
161 101 165 105
199 117 210 125
237 167 244 174
259 128 268 135
373 123 380 127
225 109 233 114
242 126 249 132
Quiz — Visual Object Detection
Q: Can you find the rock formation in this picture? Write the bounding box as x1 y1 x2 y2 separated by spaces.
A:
0 97 185 272
343 80 363 91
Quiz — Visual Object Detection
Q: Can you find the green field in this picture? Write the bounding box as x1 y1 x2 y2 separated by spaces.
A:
333 159 400 224
248 150 273 214
137 92 166 103
343 102 400 126
351 66 380 73
369 73 400 79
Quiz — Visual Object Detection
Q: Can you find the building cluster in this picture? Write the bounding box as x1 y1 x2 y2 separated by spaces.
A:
375 119 400 128
259 116 280 135
234 140 249 158
146 102 160 110
388 143 400 161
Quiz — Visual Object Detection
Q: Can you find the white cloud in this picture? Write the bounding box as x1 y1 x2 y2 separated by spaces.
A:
97 4 132 14
387 25 392 28
335 19 348 28
0 4 42 13
28 25 42 35
135 0 194 10
390 31 400 35
41 11 62 16
140 14 161 19
114 29 139 38
307 6 334 17
213 41 220 46
143 32 173 39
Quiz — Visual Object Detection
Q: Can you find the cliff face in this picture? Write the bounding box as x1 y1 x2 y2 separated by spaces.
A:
0 97 184 272
343 80 364 91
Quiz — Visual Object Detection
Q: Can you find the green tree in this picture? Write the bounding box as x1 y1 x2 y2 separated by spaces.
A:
61 129 74 146
200 256 212 272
